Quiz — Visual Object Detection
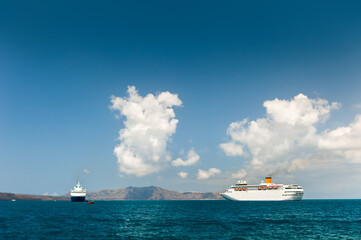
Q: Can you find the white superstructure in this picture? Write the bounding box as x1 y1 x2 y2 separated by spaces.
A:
220 177 304 201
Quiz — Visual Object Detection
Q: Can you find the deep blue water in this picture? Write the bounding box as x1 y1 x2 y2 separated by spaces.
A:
1 200 361 239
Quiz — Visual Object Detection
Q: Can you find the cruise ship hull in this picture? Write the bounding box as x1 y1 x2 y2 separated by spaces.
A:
71 196 86 202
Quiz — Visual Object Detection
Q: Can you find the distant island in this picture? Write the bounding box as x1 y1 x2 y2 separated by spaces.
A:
0 186 224 201
0 192 68 201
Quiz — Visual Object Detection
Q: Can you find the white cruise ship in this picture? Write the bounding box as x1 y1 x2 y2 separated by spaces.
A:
220 177 304 201
70 182 86 202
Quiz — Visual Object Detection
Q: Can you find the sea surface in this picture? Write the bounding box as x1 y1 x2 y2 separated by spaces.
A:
1 200 361 239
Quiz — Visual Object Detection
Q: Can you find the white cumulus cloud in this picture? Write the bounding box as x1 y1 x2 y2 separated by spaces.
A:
171 149 200 166
318 115 361 163
177 171 188 179
110 86 182 177
219 142 244 157
231 169 247 179
263 94 340 126
219 93 361 176
197 168 221 180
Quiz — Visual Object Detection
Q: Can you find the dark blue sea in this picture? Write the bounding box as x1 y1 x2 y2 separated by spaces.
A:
1 200 361 239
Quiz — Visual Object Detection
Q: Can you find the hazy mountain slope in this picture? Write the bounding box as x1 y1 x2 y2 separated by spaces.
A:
0 192 68 201
1 186 224 201
86 186 224 200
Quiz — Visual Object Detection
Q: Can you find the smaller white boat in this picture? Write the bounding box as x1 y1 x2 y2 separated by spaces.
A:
70 182 87 202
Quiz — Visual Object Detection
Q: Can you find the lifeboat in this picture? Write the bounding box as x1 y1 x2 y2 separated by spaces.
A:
87 201 94 204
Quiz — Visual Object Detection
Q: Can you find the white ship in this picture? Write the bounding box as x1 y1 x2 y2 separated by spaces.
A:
70 182 86 202
220 177 304 201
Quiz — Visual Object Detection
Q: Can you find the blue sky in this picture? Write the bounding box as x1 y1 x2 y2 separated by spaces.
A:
1 1 361 198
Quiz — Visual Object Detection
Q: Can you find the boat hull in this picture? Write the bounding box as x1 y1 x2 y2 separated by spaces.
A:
71 196 86 202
